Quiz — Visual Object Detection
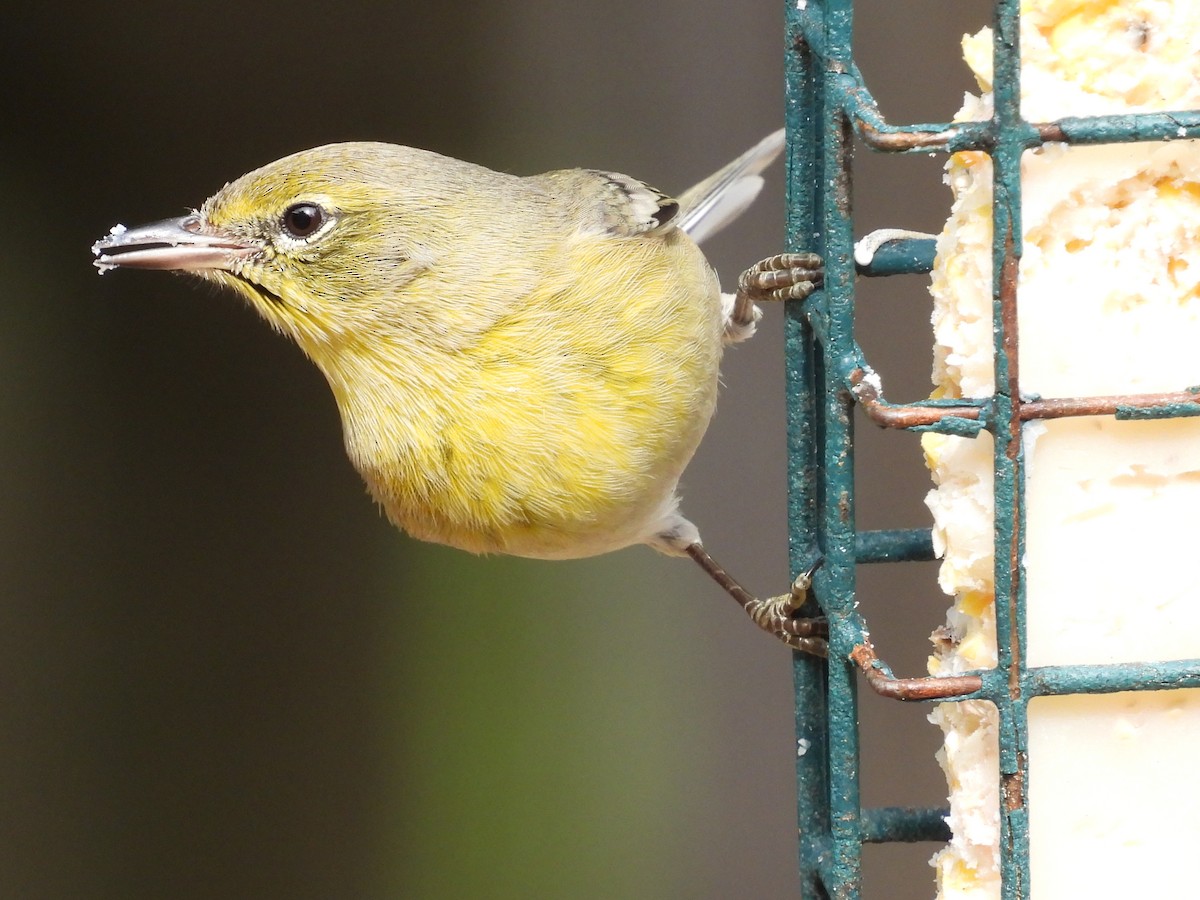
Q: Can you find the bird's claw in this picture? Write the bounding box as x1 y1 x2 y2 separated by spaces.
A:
737 252 824 303
746 557 827 656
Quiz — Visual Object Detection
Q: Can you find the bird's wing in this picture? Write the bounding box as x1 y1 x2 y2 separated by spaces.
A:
675 129 784 245
527 165 682 239
553 169 682 238
532 129 783 245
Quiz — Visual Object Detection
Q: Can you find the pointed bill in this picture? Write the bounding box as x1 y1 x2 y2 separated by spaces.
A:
92 215 257 274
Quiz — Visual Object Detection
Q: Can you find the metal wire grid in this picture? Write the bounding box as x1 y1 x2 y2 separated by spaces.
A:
782 1 1200 897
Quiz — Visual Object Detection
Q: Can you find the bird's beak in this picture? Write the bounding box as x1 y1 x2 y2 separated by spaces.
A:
92 215 258 274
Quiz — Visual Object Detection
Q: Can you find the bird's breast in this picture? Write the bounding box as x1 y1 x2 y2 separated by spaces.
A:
328 230 725 558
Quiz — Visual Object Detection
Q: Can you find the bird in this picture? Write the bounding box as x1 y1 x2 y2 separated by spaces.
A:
92 131 825 652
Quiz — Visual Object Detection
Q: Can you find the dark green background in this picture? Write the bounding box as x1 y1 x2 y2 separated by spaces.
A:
3 2 987 897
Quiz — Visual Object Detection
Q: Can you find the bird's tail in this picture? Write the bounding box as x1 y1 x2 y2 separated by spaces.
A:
675 129 784 245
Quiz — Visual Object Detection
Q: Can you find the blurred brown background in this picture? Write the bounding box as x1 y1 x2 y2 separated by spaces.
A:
2 1 989 897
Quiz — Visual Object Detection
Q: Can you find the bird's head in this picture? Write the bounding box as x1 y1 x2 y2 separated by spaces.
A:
93 143 491 351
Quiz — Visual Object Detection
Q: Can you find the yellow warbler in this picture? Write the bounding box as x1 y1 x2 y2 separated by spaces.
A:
93 132 824 651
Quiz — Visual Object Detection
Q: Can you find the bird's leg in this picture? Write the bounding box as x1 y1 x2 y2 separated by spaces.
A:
705 251 827 652
685 543 827 656
729 252 824 332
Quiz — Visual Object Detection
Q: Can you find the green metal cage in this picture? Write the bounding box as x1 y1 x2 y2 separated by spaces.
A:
783 1 1200 897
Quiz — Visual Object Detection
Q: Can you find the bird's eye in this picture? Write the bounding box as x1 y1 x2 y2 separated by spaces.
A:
281 203 327 239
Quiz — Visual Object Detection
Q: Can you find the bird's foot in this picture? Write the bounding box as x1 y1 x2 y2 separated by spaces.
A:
728 252 824 335
685 544 827 656
739 251 824 301
746 560 826 648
